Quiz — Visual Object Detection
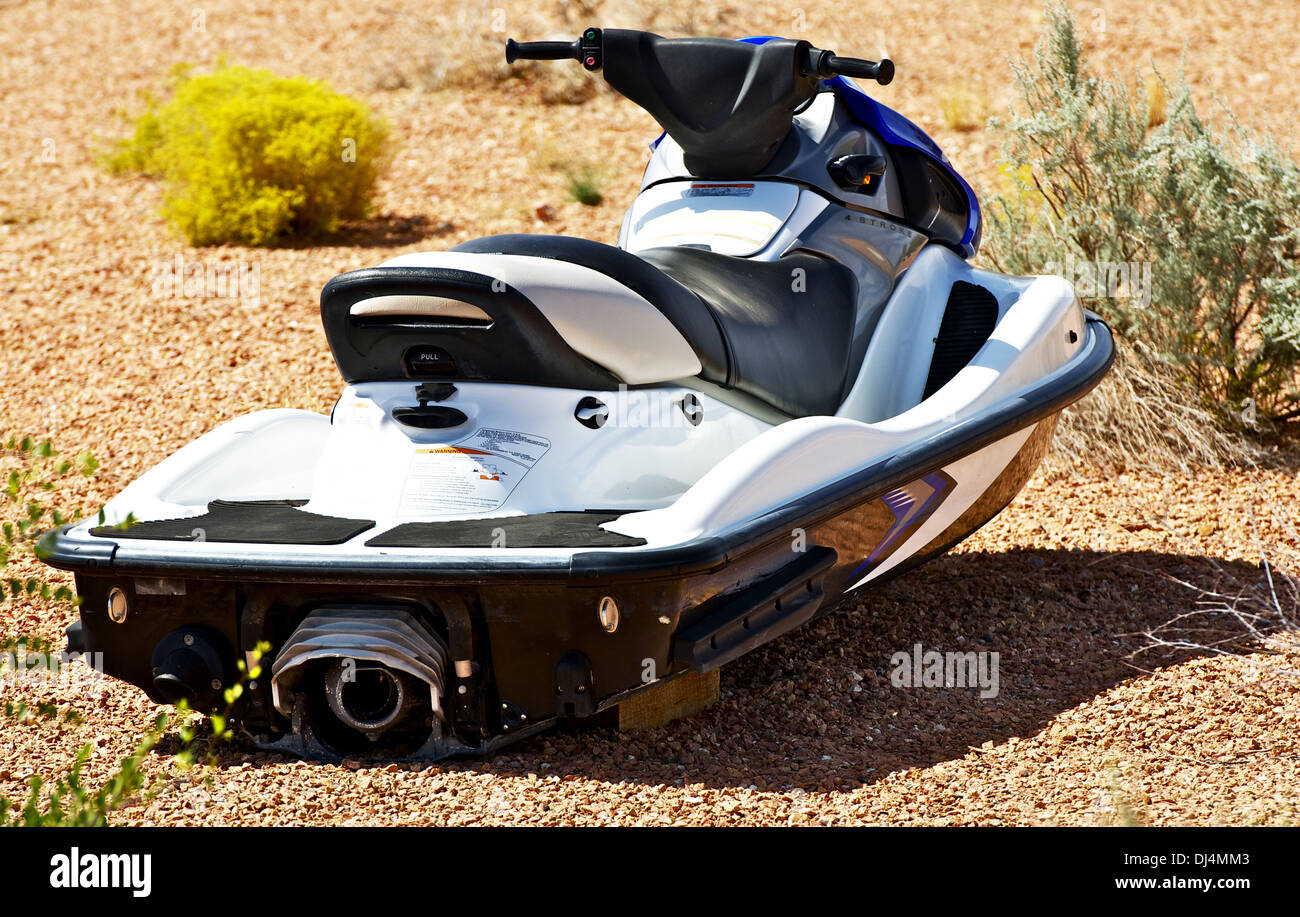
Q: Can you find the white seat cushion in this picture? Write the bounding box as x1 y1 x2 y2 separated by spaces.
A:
380 251 701 385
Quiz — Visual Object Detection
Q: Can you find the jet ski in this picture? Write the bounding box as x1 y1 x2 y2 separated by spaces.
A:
40 28 1113 759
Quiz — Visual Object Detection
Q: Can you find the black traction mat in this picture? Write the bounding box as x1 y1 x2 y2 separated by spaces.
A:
92 500 375 545
366 511 646 549
923 280 999 400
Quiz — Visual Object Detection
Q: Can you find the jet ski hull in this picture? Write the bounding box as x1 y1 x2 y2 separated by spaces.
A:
40 314 1111 759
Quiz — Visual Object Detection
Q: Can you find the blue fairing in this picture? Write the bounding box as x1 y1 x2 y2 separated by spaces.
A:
739 36 982 259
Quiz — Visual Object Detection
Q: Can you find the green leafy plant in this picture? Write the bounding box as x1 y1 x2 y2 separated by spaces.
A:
0 642 271 826
987 2 1300 428
2 698 82 726
107 63 393 246
0 712 172 827
0 434 211 827
566 166 604 206
1 435 95 604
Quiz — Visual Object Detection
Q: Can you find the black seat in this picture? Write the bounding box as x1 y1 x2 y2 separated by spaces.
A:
452 234 859 418
639 246 858 417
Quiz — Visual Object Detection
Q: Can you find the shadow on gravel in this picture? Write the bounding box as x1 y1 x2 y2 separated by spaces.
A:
280 213 455 249
463 547 1266 792
184 547 1268 791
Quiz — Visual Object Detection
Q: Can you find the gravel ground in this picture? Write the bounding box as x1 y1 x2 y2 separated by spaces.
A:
2 0 1298 825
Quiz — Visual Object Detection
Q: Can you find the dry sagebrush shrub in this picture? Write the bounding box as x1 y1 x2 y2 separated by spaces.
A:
108 64 392 246
987 2 1300 455
1045 340 1263 477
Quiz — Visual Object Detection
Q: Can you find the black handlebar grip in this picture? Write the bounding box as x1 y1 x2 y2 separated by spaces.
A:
827 55 895 85
505 39 579 63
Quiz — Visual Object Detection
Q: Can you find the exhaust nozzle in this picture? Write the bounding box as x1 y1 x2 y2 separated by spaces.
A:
322 659 419 741
270 605 449 743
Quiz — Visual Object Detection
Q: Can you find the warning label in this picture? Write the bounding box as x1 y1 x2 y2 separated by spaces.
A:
458 428 549 465
397 428 550 515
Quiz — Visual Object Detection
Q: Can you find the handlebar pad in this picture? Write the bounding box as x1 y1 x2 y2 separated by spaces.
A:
599 30 821 178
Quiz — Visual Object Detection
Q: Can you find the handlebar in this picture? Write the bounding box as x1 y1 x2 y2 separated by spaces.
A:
802 48 895 86
505 28 894 86
506 27 604 70
504 40 578 62
504 29 894 177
